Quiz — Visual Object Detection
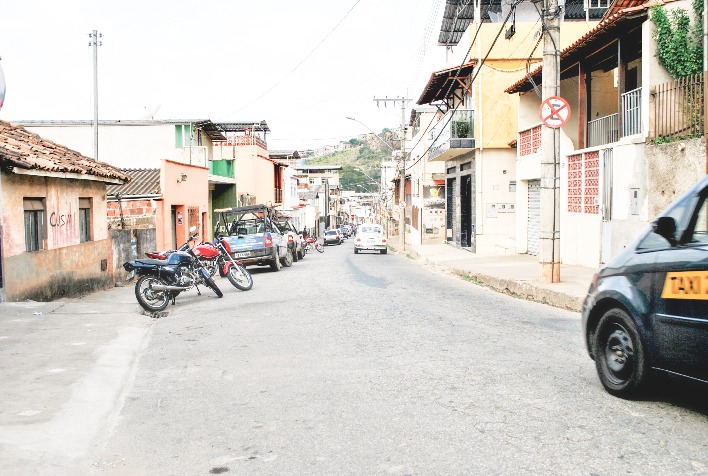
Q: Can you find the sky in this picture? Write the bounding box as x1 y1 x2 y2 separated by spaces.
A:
0 0 451 151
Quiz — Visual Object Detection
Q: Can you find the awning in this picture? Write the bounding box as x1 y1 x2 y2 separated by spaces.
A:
417 61 477 105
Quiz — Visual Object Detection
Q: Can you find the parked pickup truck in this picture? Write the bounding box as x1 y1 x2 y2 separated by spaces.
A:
214 205 290 271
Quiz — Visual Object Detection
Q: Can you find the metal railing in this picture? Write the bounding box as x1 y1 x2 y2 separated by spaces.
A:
621 87 642 137
652 73 704 141
588 113 618 147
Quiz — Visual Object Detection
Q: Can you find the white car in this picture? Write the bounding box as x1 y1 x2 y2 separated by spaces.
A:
354 224 387 254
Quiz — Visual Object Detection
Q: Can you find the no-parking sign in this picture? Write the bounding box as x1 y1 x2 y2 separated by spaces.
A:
539 96 570 129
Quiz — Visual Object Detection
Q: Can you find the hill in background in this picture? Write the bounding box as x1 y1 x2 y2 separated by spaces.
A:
304 135 397 193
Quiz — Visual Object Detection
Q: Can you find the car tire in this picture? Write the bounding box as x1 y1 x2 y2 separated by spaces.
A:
292 247 299 262
282 249 293 267
354 248 359 254
593 308 647 398
380 249 387 254
269 248 282 272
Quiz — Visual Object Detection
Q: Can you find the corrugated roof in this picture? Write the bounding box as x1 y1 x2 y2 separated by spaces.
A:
504 1 656 94
270 150 301 160
0 120 130 183
216 121 271 133
107 168 160 197
14 119 227 142
438 0 606 46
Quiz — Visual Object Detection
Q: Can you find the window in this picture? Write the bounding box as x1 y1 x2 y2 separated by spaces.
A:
23 198 46 252
79 198 92 242
174 124 193 148
688 193 708 245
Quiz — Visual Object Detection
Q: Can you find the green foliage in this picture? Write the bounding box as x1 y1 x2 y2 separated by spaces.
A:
651 1 704 79
305 143 387 191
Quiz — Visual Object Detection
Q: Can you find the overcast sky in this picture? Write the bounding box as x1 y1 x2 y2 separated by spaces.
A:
0 0 451 151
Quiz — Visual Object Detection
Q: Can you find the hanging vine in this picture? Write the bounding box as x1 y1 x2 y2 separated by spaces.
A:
651 0 704 79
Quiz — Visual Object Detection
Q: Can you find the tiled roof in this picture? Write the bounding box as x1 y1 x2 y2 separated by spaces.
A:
106 168 160 197
0 120 130 182
417 61 477 105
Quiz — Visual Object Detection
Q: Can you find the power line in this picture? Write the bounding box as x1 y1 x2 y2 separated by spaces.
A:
405 0 525 171
218 0 362 120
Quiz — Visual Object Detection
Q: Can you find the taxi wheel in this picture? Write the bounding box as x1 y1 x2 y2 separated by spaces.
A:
593 308 647 398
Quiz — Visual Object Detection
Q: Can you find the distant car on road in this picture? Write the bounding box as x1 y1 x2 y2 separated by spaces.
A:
324 229 342 245
582 175 708 398
354 224 387 254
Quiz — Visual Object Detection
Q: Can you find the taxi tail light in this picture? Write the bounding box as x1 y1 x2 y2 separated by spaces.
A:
264 233 273 247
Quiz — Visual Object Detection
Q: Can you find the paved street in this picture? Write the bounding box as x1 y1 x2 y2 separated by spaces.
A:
0 240 706 475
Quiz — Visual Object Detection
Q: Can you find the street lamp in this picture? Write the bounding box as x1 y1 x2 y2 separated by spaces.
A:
346 116 395 153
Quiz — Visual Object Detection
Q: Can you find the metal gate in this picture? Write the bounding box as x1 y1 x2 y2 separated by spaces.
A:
527 180 541 256
446 177 456 242
601 148 614 263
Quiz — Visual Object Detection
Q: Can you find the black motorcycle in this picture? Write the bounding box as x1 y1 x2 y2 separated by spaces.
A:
124 227 223 312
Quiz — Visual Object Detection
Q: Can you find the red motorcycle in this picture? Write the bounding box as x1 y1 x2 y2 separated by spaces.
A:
303 235 324 254
146 237 253 291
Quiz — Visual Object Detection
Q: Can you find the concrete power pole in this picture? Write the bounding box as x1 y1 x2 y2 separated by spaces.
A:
373 97 410 251
540 0 561 283
89 30 102 162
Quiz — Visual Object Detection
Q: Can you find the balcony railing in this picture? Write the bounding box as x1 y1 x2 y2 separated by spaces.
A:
588 113 618 148
652 73 704 141
170 146 208 167
429 109 475 161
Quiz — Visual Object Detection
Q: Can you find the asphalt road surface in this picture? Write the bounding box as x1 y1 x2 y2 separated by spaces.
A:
83 239 708 475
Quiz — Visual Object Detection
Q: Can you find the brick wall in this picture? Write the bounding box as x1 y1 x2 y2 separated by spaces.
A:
107 199 158 229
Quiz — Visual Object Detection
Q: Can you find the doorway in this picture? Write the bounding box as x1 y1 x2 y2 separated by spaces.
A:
460 174 473 248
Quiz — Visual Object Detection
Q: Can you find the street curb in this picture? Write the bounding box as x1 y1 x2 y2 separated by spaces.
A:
447 266 583 312
400 246 583 313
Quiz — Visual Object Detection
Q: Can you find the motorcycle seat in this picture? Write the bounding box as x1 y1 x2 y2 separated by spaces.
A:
137 258 170 266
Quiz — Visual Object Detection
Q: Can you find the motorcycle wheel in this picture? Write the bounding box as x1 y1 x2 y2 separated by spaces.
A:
227 263 253 291
135 275 170 312
315 243 324 253
204 275 223 298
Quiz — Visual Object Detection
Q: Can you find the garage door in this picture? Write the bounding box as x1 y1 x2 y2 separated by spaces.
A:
527 180 541 256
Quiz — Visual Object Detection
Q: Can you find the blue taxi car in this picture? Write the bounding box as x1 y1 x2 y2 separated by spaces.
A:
582 175 708 397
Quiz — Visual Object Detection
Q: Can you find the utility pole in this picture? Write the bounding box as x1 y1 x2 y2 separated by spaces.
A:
373 97 411 251
540 0 561 283
88 30 102 162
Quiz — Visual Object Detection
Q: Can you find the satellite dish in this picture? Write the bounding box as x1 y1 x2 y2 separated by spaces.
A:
488 11 503 22
142 104 161 120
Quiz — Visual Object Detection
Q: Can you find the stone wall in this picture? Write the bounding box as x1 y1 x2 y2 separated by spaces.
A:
111 228 157 284
647 138 706 218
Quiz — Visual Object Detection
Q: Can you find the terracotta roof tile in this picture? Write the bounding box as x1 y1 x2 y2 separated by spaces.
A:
0 120 130 182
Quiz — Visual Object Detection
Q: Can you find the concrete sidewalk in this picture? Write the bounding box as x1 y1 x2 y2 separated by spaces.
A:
389 238 597 312
0 285 153 472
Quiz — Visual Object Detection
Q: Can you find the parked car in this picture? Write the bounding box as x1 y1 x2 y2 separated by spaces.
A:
341 225 353 237
354 224 387 254
324 229 342 245
275 218 305 261
216 204 291 271
582 175 708 398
